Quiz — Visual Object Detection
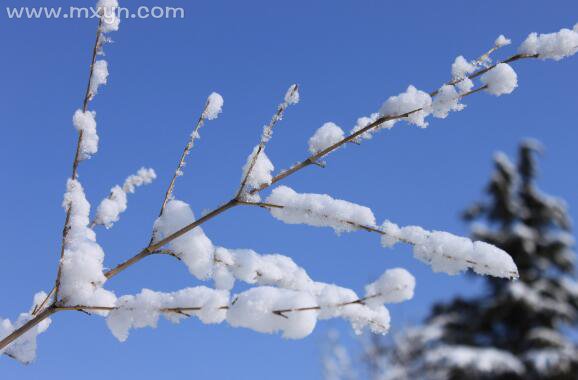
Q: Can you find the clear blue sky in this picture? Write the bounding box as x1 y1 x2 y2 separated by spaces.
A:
1 0 577 378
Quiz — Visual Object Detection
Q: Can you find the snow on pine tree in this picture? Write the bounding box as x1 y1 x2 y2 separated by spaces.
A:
1 0 578 364
364 141 578 380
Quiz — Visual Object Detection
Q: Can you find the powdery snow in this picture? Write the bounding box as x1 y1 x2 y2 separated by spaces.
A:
350 113 381 140
364 268 415 306
204 92 224 120
519 26 578 60
227 286 317 339
431 84 465 118
266 186 377 233
241 146 274 194
89 60 109 98
59 179 116 309
308 122 345 155
72 110 99 160
379 85 432 128
122 167 156 193
153 200 215 279
97 0 120 33
481 63 518 96
213 247 314 291
380 220 519 279
0 292 52 364
94 167 156 228
106 287 228 342
451 56 476 80
495 35 512 48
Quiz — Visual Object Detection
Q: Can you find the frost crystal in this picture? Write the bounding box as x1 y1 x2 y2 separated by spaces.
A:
122 167 156 193
284 84 300 105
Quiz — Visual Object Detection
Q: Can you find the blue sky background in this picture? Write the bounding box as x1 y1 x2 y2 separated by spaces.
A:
1 0 577 378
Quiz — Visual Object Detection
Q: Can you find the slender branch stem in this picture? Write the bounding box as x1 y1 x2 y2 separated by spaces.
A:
65 54 535 312
104 54 536 284
53 18 103 304
239 201 519 278
141 101 211 247
0 307 57 352
104 199 238 279
0 36 544 356
159 101 210 216
236 85 298 198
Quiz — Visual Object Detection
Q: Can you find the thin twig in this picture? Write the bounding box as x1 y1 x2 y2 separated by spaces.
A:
238 201 519 278
236 85 298 199
159 101 211 216
52 17 104 306
103 74 524 283
143 100 211 247
104 199 239 279
35 51 534 325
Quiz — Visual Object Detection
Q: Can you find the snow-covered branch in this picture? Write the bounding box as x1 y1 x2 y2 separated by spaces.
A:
158 92 224 215
55 266 414 342
237 84 299 200
258 186 519 279
2 16 577 364
93 168 156 228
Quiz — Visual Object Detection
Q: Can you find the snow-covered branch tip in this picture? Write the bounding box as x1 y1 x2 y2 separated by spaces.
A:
93 168 157 228
262 186 518 279
2 19 577 363
159 92 224 215
237 84 299 200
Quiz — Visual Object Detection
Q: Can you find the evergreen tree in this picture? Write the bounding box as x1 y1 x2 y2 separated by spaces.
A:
373 140 578 380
